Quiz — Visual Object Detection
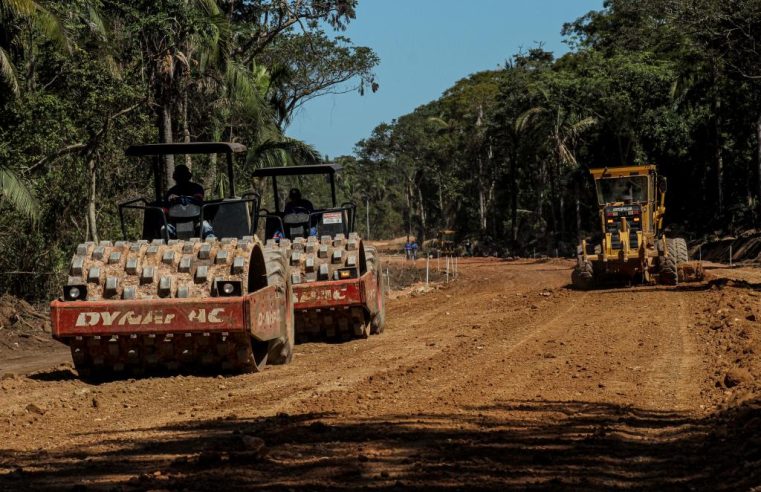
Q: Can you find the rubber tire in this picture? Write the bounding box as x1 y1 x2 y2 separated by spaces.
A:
268 282 295 365
659 256 678 285
668 237 689 265
571 260 595 290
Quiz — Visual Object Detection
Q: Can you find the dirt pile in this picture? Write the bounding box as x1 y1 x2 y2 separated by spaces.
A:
689 283 761 408
695 230 761 264
0 295 51 357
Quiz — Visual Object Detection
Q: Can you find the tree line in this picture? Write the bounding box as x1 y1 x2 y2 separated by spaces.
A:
341 0 761 258
0 0 377 300
4 0 761 301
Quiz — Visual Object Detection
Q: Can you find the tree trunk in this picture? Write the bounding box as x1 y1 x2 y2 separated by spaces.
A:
547 161 558 250
477 156 486 231
87 155 99 243
438 174 444 225
559 194 566 242
417 184 427 244
405 180 413 239
575 180 582 242
205 153 218 199
160 102 175 190
182 91 192 168
510 151 518 243
715 120 724 214
713 64 724 215
757 114 761 216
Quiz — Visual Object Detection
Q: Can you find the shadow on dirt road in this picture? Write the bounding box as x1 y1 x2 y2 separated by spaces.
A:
2 399 759 490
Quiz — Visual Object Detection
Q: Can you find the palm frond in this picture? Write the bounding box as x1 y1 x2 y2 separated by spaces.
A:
1 0 37 18
0 46 19 96
0 166 39 220
515 106 546 132
84 3 108 41
567 116 597 138
557 144 578 167
31 4 70 53
247 138 320 168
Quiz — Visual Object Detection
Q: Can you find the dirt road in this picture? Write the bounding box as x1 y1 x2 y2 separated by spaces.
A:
2 258 761 490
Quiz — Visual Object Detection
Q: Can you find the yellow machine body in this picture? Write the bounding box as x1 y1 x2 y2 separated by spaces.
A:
578 165 672 284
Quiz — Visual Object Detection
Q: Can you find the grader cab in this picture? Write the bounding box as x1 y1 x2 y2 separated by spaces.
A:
572 165 692 289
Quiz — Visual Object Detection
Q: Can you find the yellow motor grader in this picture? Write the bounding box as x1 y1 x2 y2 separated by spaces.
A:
572 164 692 289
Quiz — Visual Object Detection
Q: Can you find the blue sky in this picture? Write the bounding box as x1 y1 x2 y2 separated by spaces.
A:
286 0 604 159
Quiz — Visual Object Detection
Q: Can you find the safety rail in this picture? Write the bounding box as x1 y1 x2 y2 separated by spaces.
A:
118 194 260 241
257 202 357 240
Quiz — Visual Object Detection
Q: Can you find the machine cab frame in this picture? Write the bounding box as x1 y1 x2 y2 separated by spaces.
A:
118 142 259 241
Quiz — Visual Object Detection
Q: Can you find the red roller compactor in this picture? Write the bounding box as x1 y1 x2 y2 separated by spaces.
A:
253 164 385 341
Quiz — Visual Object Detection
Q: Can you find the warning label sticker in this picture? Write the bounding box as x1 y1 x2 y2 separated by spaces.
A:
322 212 343 225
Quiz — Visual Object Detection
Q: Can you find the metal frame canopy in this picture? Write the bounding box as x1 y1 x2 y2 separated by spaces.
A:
251 164 341 177
252 164 342 209
591 165 656 179
125 142 248 200
125 142 247 156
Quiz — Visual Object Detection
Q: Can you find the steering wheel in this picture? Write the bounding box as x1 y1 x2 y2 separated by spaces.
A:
287 206 311 216
168 195 203 206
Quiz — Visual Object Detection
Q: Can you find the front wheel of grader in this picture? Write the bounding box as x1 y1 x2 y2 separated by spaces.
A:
667 237 689 265
571 259 595 290
658 255 678 285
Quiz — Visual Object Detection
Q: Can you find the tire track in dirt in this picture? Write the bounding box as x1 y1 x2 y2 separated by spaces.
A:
0 258 723 491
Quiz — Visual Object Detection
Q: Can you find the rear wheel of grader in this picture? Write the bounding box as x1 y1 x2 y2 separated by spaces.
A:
571 259 595 290
668 237 689 265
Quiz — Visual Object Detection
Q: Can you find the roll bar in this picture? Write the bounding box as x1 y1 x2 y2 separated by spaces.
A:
125 142 248 200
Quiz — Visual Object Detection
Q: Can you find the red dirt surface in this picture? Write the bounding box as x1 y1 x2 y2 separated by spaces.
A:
1 258 761 490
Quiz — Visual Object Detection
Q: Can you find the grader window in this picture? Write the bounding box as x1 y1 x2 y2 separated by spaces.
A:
596 176 649 205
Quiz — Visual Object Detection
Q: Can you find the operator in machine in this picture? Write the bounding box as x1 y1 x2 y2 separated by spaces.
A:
164 164 215 238
284 188 314 214
166 164 204 201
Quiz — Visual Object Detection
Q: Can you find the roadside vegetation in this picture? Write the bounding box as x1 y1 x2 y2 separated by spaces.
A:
0 0 377 300
345 0 761 259
3 0 761 301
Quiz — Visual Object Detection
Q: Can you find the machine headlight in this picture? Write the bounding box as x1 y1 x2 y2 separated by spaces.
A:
216 280 242 297
64 284 87 301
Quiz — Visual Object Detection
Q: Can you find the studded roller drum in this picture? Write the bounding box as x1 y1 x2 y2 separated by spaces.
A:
64 236 279 379
365 245 385 334
267 233 376 342
263 246 295 365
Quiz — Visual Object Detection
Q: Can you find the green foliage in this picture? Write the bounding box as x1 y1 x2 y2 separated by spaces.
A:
0 0 378 301
353 0 761 256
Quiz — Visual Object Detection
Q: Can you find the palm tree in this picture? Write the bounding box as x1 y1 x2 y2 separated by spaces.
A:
0 1 69 219
0 0 68 96
0 165 38 219
517 90 596 246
